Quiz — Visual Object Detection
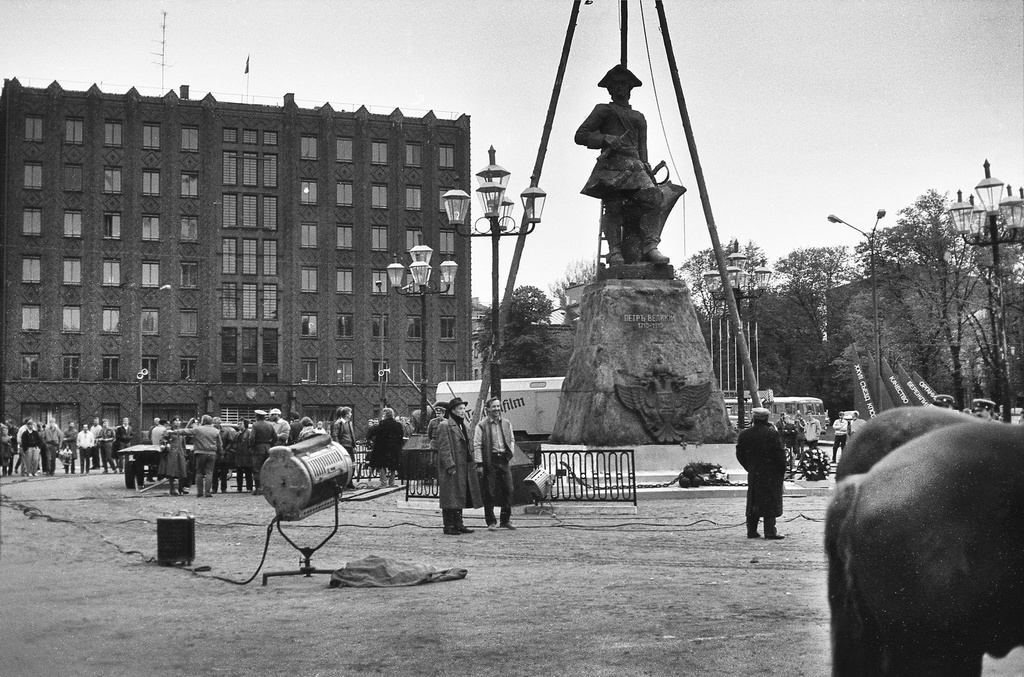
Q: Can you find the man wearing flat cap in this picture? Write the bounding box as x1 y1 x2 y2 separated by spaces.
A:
735 407 788 539
575 63 679 267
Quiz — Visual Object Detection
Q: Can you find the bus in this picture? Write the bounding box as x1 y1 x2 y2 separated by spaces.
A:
723 395 829 432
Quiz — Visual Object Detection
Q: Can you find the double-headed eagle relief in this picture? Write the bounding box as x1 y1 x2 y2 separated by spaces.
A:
614 359 713 443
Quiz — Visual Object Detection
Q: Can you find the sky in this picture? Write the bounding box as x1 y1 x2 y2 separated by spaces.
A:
3 0 1022 302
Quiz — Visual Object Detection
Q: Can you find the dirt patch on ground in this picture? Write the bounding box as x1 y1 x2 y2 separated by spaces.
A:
2 473 1022 676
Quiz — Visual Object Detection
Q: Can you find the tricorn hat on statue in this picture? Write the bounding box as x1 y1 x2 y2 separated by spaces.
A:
598 64 642 88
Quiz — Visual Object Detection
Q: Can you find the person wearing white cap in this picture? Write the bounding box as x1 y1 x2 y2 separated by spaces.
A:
269 408 289 445
735 407 787 540
249 409 276 495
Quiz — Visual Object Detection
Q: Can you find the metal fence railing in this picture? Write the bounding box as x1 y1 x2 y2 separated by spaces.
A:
535 448 637 505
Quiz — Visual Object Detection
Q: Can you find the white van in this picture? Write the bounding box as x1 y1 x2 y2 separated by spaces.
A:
435 377 564 440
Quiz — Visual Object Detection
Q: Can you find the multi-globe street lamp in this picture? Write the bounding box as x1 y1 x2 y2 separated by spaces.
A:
948 160 1024 422
386 245 458 433
828 209 886 413
441 146 546 401
704 249 772 428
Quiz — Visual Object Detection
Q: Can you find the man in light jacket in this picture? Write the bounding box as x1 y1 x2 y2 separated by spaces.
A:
189 415 223 498
473 397 517 531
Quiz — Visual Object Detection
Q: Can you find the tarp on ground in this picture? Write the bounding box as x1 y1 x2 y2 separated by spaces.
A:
329 555 467 588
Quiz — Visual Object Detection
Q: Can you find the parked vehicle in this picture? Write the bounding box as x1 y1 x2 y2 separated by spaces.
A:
435 377 564 441
723 395 829 433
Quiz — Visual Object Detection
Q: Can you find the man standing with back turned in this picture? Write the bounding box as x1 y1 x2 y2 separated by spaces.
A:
735 407 787 540
473 397 517 531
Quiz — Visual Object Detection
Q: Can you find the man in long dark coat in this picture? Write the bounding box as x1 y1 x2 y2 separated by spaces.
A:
736 407 787 539
436 398 483 535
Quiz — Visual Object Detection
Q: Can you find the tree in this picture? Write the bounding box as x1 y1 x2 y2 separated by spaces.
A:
476 286 558 378
548 258 597 308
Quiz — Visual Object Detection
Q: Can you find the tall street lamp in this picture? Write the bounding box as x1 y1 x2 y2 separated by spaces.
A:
442 146 546 401
374 279 389 412
948 160 1024 422
828 209 886 413
136 283 171 429
704 248 772 428
387 244 458 433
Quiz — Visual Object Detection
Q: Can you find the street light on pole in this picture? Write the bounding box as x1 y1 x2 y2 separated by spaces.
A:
374 279 388 412
948 160 1024 422
387 244 458 433
442 146 546 402
828 210 886 414
137 283 171 430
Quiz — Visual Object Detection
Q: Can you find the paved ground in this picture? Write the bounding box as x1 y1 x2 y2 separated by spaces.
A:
1 472 1022 676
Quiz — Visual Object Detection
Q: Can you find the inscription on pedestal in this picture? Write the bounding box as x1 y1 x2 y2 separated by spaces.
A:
623 313 673 329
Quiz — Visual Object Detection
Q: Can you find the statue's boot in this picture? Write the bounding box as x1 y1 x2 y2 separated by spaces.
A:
639 182 687 265
601 208 625 266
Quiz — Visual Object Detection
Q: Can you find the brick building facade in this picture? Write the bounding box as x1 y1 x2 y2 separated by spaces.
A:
0 78 473 435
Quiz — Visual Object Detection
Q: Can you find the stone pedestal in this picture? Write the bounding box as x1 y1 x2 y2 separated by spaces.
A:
550 278 734 445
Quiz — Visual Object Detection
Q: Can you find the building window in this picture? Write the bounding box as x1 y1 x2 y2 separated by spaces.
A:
142 124 160 149
372 270 388 293
102 355 120 381
24 163 42 189
406 229 423 251
62 256 81 282
180 261 198 288
64 164 83 191
22 208 41 236
181 126 199 151
371 184 388 209
104 121 122 146
104 213 122 239
372 314 389 339
221 328 237 363
439 144 455 168
407 315 423 339
62 306 82 333
337 313 354 338
21 354 40 379
223 150 237 185
301 222 317 248
141 357 158 380
263 154 277 187
336 359 353 383
372 360 390 383
64 211 83 237
25 115 43 141
336 182 353 206
242 129 258 144
221 195 237 228
262 283 278 320
371 226 388 251
102 259 120 286
180 216 198 242
440 316 456 340
223 128 237 143
336 137 353 162
65 118 84 144
241 195 257 228
142 215 160 241
263 196 277 229
336 224 353 249
301 135 318 159
241 328 258 364
441 361 457 382
301 267 318 292
222 238 237 274
439 230 456 255
406 143 421 167
263 328 279 364
263 240 277 276
180 357 197 381
371 140 387 164
301 359 319 383
141 309 159 334
22 257 41 283
242 152 258 186
408 360 424 384
242 239 257 274
180 310 198 336
263 130 278 145
336 268 353 293
103 167 122 194
301 180 317 204
406 186 421 211
222 283 237 320
142 170 160 196
62 354 81 380
181 172 198 197
102 307 120 333
231 283 252 319
300 314 318 337
22 305 40 331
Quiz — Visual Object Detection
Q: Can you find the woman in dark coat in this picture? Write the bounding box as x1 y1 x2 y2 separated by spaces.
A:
436 398 483 535
158 418 189 496
735 407 788 539
366 408 405 487
234 419 253 493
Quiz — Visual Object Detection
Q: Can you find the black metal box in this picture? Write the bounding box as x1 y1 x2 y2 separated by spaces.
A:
157 515 195 566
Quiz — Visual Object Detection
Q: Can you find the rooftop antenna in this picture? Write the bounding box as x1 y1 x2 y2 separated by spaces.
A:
152 10 169 91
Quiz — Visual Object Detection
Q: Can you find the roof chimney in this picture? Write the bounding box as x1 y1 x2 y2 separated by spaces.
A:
180 85 190 100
